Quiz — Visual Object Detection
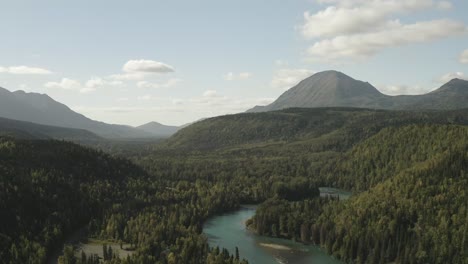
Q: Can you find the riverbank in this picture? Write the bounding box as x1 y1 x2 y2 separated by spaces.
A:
48 227 134 264
203 205 343 264
258 243 292 251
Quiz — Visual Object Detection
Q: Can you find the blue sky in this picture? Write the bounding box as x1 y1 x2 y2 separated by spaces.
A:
1 0 468 126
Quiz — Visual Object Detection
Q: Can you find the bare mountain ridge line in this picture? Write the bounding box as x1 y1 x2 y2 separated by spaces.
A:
0 87 180 138
136 121 181 137
248 70 468 112
0 116 102 141
1 70 467 139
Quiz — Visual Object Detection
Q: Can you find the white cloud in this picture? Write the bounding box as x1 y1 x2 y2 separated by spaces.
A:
460 49 468 64
172 99 184 105
437 72 466 83
379 71 465 95
116 97 129 102
302 1 465 62
307 19 466 61
45 77 122 94
164 78 182 87
85 78 123 89
437 1 452 10
302 0 435 39
275 60 288 67
108 59 176 81
137 81 159 89
137 78 182 89
239 72 252 79
203 90 218 97
123 59 174 73
271 69 315 90
0 66 52 75
256 98 275 105
45 78 82 90
223 72 252 81
137 95 153 101
379 84 432 95
224 72 235 81
72 95 279 126
108 72 147 81
79 87 96 94
19 84 29 90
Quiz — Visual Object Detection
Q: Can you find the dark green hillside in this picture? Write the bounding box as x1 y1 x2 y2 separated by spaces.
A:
3 107 468 264
166 108 359 150
325 124 468 191
248 125 468 264
0 138 250 264
0 117 101 141
316 142 468 263
0 138 149 263
165 107 468 151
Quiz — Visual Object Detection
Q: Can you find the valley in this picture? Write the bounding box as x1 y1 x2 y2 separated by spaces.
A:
204 205 342 264
1 105 467 263
3 1 468 263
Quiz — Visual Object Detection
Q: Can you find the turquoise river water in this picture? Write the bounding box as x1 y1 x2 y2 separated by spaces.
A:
203 188 350 264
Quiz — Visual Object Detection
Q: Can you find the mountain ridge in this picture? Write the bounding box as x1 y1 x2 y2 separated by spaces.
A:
248 71 468 112
137 121 180 137
0 87 155 138
0 116 102 141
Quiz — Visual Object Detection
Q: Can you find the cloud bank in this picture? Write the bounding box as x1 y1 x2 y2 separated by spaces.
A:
0 66 52 75
301 0 466 61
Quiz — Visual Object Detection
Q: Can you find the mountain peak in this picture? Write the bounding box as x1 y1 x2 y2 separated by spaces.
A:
430 78 468 94
447 78 468 84
0 85 154 138
313 70 349 77
249 70 385 112
141 121 164 127
137 121 180 137
299 70 354 85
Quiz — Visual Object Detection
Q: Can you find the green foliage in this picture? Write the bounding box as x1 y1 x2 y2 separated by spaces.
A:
164 107 468 151
3 107 468 264
0 138 149 263
248 125 468 263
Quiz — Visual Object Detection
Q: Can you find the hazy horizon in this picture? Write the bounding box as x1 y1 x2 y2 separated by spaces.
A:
1 0 468 126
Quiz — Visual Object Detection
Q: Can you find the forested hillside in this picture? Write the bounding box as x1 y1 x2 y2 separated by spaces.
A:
0 138 149 263
166 108 468 151
323 124 468 190
247 125 468 264
317 144 467 263
2 107 467 264
0 138 248 264
0 117 101 141
158 109 468 263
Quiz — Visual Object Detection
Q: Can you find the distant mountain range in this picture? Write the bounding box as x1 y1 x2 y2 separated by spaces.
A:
0 116 102 141
137 121 180 138
248 70 468 112
0 87 180 139
1 70 467 141
165 107 468 150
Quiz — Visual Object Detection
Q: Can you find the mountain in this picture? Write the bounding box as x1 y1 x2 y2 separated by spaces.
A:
0 116 101 141
0 137 150 262
164 107 468 151
248 71 468 112
248 71 389 112
392 78 468 110
0 87 152 138
137 121 180 137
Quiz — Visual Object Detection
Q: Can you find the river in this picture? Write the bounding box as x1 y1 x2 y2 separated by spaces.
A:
203 188 350 264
